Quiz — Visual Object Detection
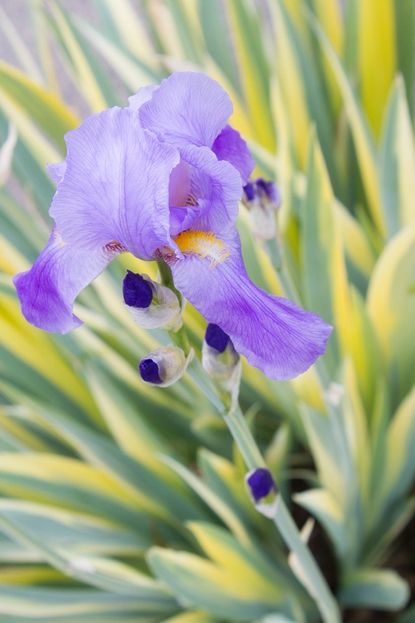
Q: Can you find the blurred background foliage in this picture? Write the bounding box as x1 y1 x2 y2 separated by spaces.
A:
0 0 414 621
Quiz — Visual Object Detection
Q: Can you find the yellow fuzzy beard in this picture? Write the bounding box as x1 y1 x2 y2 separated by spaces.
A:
174 230 230 266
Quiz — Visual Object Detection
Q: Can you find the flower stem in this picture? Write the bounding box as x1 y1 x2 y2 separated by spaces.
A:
224 404 341 623
157 254 340 621
223 405 264 469
157 260 182 303
157 260 190 353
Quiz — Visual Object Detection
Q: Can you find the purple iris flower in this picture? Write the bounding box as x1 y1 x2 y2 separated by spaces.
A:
14 72 331 380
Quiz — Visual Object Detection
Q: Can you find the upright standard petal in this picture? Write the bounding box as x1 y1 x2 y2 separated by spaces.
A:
212 125 254 184
14 230 114 333
171 234 332 380
171 145 243 236
51 107 179 260
139 72 232 148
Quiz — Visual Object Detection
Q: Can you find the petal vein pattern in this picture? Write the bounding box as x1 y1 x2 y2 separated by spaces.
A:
171 234 332 380
139 72 233 147
14 230 114 333
50 107 179 260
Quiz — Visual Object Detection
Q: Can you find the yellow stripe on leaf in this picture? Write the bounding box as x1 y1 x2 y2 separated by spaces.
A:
358 0 396 137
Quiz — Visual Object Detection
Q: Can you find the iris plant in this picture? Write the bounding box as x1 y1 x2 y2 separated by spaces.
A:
14 72 331 380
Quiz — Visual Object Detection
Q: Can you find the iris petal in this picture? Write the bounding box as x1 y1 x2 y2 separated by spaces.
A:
51 107 179 260
171 234 332 380
47 161 67 184
169 207 195 237
15 107 182 333
14 230 114 333
169 161 192 207
128 84 158 110
133 74 249 236
177 144 242 235
139 72 232 148
212 125 254 184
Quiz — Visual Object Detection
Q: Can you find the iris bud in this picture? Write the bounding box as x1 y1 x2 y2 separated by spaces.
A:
205 323 230 353
242 178 281 241
138 345 193 388
123 271 182 331
246 468 276 502
256 178 281 209
202 323 241 397
243 181 256 203
123 271 153 308
246 468 277 518
139 358 163 384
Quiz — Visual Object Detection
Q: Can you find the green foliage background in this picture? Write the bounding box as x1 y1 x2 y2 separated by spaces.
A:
0 0 414 621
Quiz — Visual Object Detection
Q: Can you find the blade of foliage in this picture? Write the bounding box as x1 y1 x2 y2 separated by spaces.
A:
339 568 409 611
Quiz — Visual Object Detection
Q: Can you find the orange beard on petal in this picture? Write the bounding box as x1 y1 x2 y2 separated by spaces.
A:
174 230 230 267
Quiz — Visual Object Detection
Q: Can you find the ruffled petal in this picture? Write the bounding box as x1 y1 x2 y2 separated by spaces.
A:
128 84 158 110
51 107 179 260
139 72 232 148
47 161 67 184
212 125 254 184
176 145 243 235
171 235 332 380
14 230 115 333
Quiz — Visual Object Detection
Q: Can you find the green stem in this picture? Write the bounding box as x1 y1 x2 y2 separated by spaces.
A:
157 260 182 303
157 250 340 620
225 404 341 623
274 500 340 623
224 406 264 469
157 260 190 353
171 324 190 353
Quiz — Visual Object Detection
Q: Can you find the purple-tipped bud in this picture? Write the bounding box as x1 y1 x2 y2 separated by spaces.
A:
138 346 192 388
124 273 182 330
243 181 256 202
243 178 280 241
205 323 230 353
246 468 276 502
123 271 153 308
256 178 280 205
139 358 162 384
202 324 240 394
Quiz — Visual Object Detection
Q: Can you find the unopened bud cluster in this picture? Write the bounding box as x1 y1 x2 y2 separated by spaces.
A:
123 270 189 387
123 275 243 396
